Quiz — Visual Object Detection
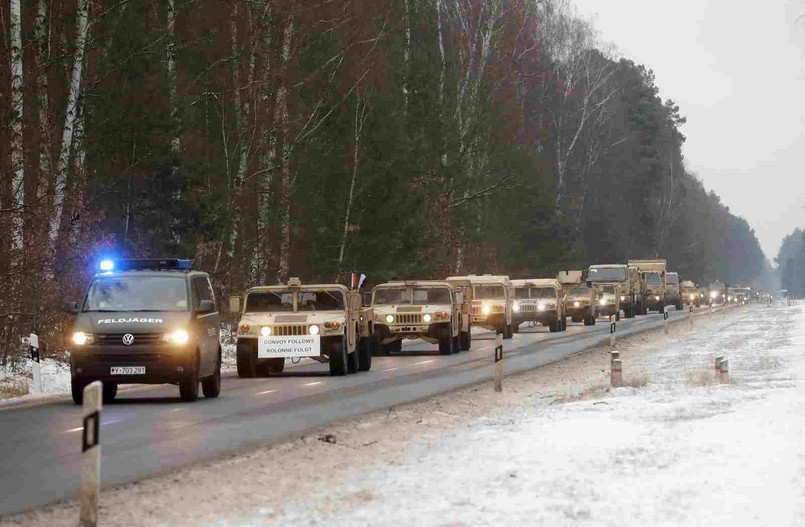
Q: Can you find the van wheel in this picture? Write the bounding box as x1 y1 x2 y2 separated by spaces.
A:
202 351 221 398
179 356 200 402
358 338 373 371
439 325 453 355
329 337 347 376
71 378 86 405
102 382 117 404
236 343 256 378
460 327 472 351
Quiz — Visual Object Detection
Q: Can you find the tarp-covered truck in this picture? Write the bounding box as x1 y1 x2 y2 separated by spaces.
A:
628 259 667 314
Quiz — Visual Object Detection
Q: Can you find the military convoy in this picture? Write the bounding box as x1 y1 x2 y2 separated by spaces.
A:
511 279 567 332
447 275 514 339
558 271 597 325
365 280 469 355
230 278 372 377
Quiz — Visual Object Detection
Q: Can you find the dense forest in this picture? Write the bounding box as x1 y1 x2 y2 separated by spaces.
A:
778 229 805 297
1 0 768 362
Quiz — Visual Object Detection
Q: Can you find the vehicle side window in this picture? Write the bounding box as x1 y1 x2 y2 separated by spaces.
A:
193 277 213 309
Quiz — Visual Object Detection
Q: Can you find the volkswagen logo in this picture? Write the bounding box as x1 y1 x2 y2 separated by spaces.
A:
122 334 135 346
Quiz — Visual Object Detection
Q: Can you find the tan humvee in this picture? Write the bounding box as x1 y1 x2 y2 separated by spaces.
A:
681 280 701 307
628 259 667 313
558 271 597 325
512 278 567 332
446 275 514 339
365 280 469 355
666 272 683 310
229 277 370 377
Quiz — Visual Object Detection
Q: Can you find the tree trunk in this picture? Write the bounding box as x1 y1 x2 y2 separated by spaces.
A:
49 0 89 256
9 0 24 253
337 91 368 276
34 0 50 200
166 0 180 154
275 16 294 285
254 1 274 285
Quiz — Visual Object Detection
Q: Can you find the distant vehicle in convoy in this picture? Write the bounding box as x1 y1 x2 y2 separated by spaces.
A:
230 278 371 377
729 286 751 305
705 281 727 305
511 279 567 332
447 275 514 339
557 270 597 325
628 259 667 313
666 272 683 310
587 264 642 318
681 280 702 307
366 280 469 355
65 258 222 404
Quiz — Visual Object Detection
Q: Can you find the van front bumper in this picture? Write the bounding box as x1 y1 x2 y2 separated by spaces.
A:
70 344 196 384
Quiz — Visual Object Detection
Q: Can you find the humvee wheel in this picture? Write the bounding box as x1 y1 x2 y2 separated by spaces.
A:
347 342 359 374
549 319 559 333
452 333 460 353
460 327 471 351
615 311 621 322
202 351 222 398
329 337 347 376
358 338 373 372
439 325 453 355
503 323 513 340
179 356 200 402
583 316 591 326
236 343 256 378
512 322 521 334
561 318 567 331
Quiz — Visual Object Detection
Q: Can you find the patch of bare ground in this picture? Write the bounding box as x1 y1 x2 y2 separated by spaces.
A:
0 310 734 527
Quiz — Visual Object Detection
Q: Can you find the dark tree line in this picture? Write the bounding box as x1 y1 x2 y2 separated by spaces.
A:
1 0 767 364
778 229 805 298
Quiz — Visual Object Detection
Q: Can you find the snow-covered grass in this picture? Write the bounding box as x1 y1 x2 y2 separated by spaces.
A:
0 358 72 401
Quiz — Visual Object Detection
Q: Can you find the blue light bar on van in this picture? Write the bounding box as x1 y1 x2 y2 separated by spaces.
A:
100 260 114 271
109 259 194 271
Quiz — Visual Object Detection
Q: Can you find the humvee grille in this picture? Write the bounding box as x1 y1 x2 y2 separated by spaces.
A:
519 304 537 313
271 325 308 336
472 306 482 315
395 314 422 324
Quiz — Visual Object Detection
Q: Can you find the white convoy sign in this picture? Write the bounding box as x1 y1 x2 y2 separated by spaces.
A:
258 335 320 358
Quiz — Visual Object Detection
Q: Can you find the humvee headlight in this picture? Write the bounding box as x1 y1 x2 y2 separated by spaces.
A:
423 313 432 322
385 314 394 323
690 294 696 300
240 323 251 333
620 296 625 301
574 301 580 307
72 332 93 346
538 304 546 311
261 326 272 337
599 299 606 306
309 325 320 335
512 303 520 313
482 305 490 315
710 291 718 299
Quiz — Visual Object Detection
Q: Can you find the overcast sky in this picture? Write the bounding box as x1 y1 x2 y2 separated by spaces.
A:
572 0 805 263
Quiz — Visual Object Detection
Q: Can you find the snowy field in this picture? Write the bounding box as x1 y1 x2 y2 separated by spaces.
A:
4 304 803 526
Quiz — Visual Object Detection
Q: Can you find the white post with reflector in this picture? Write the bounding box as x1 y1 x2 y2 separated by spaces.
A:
29 333 42 394
493 334 503 392
80 381 102 527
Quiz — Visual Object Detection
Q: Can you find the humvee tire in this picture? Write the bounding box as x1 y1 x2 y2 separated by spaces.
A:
439 324 453 355
236 342 256 378
329 337 347 376
460 327 471 351
503 323 514 339
615 311 620 322
512 322 521 334
561 318 567 331
202 352 221 398
347 345 359 373
572 316 581 324
659 304 665 314
549 319 560 333
452 333 460 353
358 338 373 372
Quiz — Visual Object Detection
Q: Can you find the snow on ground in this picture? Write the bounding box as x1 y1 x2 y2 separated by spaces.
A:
222 304 805 526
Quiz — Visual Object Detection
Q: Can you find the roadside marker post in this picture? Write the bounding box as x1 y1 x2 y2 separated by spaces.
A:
715 355 724 382
663 311 669 334
689 305 694 329
609 321 616 348
719 359 730 384
30 333 42 394
611 359 623 388
80 381 102 527
493 334 503 392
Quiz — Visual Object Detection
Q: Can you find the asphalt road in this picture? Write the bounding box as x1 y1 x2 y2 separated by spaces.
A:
0 306 722 516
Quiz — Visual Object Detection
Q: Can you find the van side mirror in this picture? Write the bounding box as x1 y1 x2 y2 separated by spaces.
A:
63 301 79 314
198 299 215 314
228 296 241 313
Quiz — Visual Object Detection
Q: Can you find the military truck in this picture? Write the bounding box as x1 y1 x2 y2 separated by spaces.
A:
731 286 751 305
705 281 727 305
587 264 640 319
230 278 371 377
65 258 222 404
681 280 701 307
557 270 596 325
666 272 683 310
446 275 514 339
628 259 667 314
365 280 469 355
511 279 567 332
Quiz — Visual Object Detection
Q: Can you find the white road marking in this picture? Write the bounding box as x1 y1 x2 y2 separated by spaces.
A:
414 360 435 365
303 382 322 387
62 418 124 434
256 389 277 395
382 368 398 372
64 427 83 434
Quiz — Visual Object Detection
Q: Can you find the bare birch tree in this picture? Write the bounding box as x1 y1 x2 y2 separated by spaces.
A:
9 0 24 253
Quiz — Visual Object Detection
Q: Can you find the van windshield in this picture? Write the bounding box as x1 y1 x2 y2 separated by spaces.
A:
84 276 189 312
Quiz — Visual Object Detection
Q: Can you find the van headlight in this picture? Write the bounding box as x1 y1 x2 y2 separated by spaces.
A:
161 330 189 345
72 332 94 346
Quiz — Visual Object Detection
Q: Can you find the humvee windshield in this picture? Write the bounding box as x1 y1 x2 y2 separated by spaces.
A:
599 285 616 294
412 288 451 305
515 288 530 299
374 287 451 305
646 273 662 285
298 290 345 311
667 274 679 285
84 276 188 312
570 286 588 295
474 285 505 299
533 287 555 299
589 267 627 282
245 291 293 312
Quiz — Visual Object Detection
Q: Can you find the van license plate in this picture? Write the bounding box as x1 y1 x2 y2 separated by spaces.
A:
111 366 145 375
